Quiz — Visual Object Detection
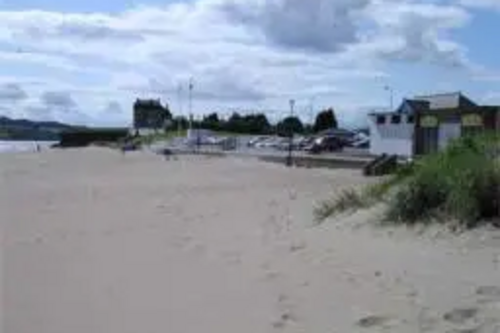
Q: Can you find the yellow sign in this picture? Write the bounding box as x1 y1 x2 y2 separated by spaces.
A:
462 114 483 127
420 115 438 128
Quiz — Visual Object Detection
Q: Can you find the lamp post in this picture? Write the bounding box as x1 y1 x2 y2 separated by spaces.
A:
309 97 315 133
286 99 295 167
196 114 201 154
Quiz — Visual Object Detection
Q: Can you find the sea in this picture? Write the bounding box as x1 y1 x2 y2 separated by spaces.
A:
0 140 58 153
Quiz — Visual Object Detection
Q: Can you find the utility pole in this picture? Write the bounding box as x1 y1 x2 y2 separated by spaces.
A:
188 78 201 153
384 85 394 111
286 99 295 167
177 83 183 137
188 78 194 130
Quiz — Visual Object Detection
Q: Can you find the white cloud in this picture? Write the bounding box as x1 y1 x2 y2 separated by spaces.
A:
0 0 479 125
459 0 500 10
0 50 79 71
221 0 370 52
357 1 470 66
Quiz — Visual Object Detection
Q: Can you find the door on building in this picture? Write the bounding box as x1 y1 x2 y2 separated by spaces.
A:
439 122 461 150
416 115 439 155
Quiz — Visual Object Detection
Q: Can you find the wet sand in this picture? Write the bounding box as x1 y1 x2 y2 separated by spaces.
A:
2 148 500 333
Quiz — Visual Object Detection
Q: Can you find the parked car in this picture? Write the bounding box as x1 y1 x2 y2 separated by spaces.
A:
351 137 370 149
304 136 345 154
255 136 283 149
247 136 270 147
318 128 356 145
268 137 288 149
276 136 310 151
297 136 315 150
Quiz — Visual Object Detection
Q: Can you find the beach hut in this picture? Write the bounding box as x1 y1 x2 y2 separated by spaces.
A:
368 92 500 157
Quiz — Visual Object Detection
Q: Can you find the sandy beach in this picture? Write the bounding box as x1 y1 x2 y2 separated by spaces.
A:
2 148 500 333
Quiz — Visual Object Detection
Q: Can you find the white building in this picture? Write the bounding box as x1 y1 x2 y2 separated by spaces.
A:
368 99 422 157
368 111 415 157
368 92 498 158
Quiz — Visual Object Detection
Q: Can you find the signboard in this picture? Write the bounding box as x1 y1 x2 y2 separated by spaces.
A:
420 115 438 128
461 114 483 127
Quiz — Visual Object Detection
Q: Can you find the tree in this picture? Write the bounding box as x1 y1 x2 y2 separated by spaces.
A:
225 112 244 133
276 116 304 136
243 113 271 134
133 99 172 133
172 116 189 130
222 113 271 134
303 123 314 134
313 108 338 132
201 112 221 131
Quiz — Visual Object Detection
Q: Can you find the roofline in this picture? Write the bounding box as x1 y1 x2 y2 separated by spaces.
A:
368 111 403 116
413 91 463 99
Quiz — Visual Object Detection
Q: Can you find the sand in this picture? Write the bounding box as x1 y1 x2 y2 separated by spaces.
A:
2 148 500 333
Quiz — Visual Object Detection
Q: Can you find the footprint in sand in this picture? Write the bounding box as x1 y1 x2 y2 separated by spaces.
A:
272 294 298 330
443 307 479 325
263 270 281 281
476 286 500 303
445 327 483 333
289 242 307 253
356 315 392 328
272 311 296 329
259 262 283 281
170 235 194 249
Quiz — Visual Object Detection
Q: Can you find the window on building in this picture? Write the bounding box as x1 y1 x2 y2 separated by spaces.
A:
376 115 386 124
407 115 415 124
391 115 401 124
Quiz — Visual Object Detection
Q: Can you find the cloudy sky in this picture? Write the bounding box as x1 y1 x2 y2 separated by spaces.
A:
0 0 499 127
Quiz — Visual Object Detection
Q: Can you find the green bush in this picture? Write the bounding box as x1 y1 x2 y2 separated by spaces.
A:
315 132 500 227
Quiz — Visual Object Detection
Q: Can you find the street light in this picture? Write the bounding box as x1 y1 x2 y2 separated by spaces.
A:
196 114 201 154
286 99 295 167
309 97 315 132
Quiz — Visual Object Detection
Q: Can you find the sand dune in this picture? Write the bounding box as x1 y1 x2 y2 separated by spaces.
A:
2 148 500 332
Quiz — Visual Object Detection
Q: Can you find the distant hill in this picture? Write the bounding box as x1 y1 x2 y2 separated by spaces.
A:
0 116 80 141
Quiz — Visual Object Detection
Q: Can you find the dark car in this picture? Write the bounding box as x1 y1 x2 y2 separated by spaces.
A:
304 136 345 154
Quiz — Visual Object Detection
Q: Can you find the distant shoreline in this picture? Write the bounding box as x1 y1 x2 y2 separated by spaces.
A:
0 140 57 153
0 138 58 142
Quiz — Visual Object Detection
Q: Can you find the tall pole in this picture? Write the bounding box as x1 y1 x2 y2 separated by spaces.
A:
309 97 315 132
385 85 394 111
188 78 201 153
177 83 183 137
188 78 193 130
286 99 295 167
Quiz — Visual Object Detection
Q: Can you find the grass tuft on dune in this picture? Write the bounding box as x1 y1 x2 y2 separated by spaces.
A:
315 132 500 228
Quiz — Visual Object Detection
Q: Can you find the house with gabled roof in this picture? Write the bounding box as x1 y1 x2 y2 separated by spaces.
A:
368 92 499 157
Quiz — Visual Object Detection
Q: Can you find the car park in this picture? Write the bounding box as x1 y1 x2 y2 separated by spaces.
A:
304 136 345 154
